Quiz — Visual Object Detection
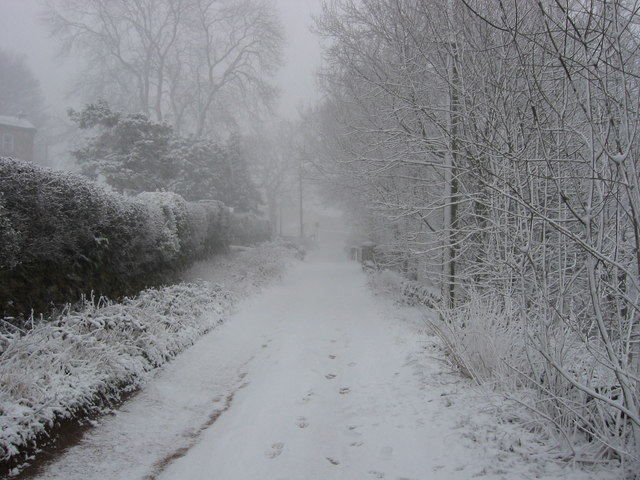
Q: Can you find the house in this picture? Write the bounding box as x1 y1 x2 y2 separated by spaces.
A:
0 115 37 162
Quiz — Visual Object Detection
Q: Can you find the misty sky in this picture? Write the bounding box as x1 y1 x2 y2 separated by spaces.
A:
0 0 323 119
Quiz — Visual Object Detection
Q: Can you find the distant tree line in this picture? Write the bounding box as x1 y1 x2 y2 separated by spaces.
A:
45 0 284 137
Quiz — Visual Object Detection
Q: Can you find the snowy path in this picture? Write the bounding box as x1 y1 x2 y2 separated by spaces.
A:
158 252 460 480
31 241 612 480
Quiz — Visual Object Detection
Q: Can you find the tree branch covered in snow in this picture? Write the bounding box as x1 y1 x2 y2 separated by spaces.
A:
315 0 640 467
68 101 261 211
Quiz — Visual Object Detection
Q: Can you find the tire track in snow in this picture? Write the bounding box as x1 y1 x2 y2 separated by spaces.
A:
144 374 250 480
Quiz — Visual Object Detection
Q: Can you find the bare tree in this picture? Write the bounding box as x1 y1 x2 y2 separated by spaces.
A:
45 0 184 120
315 0 640 464
315 0 461 288
183 0 283 136
244 120 298 234
44 0 283 136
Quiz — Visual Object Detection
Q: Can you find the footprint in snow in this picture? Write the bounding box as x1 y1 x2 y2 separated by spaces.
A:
325 373 336 379
296 417 309 428
329 355 336 359
339 387 351 395
368 471 385 479
298 390 315 405
265 442 284 459
326 457 340 465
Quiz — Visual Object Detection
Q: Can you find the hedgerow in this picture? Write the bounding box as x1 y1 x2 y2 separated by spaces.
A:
0 281 233 466
0 157 250 320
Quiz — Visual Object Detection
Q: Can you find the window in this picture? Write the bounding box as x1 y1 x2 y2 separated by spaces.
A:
2 133 14 154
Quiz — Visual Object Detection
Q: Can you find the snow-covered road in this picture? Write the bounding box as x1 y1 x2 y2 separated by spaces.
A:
31 238 616 480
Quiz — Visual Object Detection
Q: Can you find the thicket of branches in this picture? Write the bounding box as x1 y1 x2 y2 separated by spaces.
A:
44 0 284 136
315 0 640 467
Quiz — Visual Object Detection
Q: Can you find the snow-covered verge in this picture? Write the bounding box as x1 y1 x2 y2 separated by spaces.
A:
0 242 298 474
366 268 633 479
180 240 305 295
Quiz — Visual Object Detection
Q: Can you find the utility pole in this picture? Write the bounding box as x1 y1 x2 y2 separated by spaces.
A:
442 0 460 310
299 163 304 239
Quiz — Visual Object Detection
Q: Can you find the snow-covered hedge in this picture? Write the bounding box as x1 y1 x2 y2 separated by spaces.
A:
0 282 233 465
133 193 232 265
0 158 234 319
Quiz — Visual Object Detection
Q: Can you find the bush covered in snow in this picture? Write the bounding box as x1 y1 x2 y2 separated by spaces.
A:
0 281 233 466
368 270 638 470
427 292 635 465
0 158 237 319
69 102 261 212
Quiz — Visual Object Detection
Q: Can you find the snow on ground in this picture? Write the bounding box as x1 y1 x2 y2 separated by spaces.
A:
27 236 621 480
179 242 301 296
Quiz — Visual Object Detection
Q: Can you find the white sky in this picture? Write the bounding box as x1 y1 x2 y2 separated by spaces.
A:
275 0 323 118
0 0 323 120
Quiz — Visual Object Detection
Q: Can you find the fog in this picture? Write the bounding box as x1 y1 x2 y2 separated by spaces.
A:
0 0 328 238
0 1 69 112
1 1 639 477
0 0 322 120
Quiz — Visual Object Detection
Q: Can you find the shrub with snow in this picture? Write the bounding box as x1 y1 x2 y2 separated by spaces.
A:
0 281 232 464
135 192 187 265
367 270 637 467
0 158 244 319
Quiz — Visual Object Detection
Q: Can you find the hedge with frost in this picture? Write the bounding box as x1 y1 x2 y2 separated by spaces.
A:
0 157 252 319
0 281 232 465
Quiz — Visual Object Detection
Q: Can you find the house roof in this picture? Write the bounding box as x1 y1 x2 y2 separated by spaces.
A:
0 115 36 130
